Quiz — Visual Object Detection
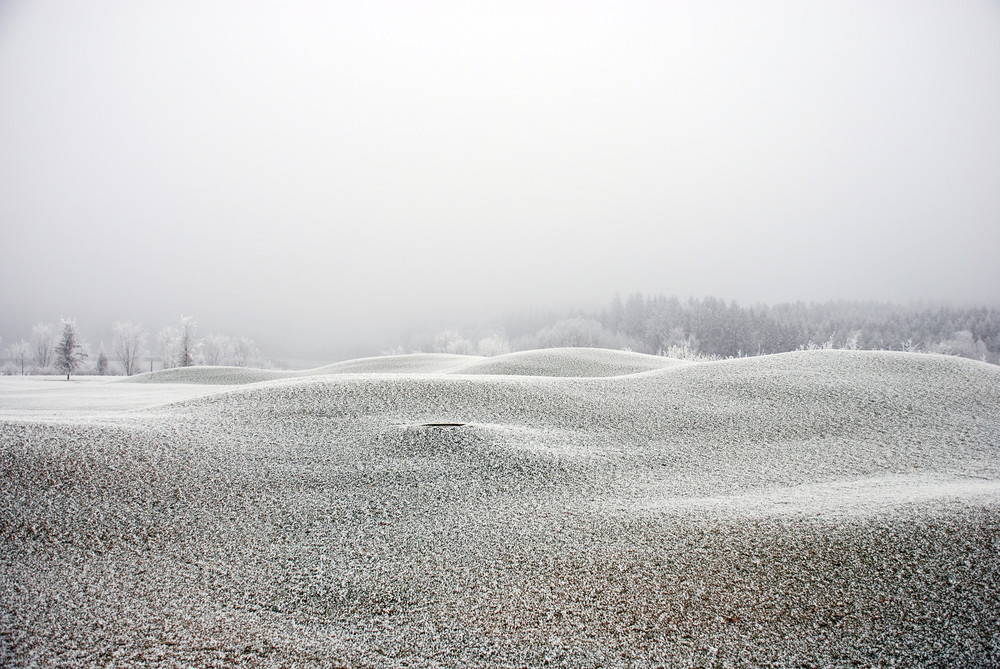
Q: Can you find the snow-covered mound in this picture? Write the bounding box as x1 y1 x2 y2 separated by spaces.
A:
118 354 478 385
451 346 685 377
120 349 680 384
2 350 998 667
309 352 480 375
178 349 999 494
122 365 294 385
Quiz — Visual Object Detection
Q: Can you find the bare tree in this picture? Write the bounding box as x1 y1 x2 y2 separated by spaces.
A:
31 322 55 371
201 334 230 366
231 336 260 367
55 319 87 380
200 333 268 367
158 315 199 368
157 325 180 368
433 329 474 354
5 340 31 375
476 334 510 357
113 321 147 375
178 315 197 367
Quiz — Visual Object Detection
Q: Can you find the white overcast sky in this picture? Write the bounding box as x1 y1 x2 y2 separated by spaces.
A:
1 0 999 357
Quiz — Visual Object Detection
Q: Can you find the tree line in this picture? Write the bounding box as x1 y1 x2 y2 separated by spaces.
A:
7 297 997 375
418 295 1000 365
589 294 1000 363
1 315 271 377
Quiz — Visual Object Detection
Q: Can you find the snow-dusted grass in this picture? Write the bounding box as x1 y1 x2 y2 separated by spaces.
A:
312 353 480 375
454 347 686 377
2 349 998 666
123 366 295 385
0 376 223 419
119 348 684 385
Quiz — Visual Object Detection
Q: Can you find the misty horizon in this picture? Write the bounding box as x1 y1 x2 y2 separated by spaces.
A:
4 293 1000 369
2 1 999 360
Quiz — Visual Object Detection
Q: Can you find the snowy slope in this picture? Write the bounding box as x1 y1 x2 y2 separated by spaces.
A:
2 349 998 667
452 346 685 377
123 365 295 385
119 348 684 384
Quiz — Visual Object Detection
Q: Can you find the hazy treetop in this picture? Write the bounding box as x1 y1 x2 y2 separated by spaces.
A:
1 0 998 358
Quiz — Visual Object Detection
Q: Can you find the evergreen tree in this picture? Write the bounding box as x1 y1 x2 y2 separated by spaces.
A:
95 351 109 375
55 319 87 380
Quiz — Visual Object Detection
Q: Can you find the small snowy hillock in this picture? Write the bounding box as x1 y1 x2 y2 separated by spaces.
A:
122 365 294 385
451 346 685 377
309 353 480 375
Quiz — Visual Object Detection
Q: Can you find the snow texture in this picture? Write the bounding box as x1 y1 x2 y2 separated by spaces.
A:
2 348 998 667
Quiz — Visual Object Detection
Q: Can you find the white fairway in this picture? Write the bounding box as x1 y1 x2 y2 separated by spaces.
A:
2 349 998 667
0 376 224 419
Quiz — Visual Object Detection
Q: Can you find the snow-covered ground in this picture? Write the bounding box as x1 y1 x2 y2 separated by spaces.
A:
0 375 223 419
2 349 998 666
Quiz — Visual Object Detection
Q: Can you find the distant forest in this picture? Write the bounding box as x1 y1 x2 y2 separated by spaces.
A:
415 295 1000 365
6 297 1000 374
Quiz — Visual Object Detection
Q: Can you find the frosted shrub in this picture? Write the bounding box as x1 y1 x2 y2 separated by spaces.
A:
433 329 475 355
477 334 510 357
934 330 989 362
659 339 718 362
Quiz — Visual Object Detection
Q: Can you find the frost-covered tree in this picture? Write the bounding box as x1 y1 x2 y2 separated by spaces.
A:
201 334 268 367
433 329 474 355
178 316 197 367
476 334 510 357
54 319 87 380
157 325 180 369
95 351 109 375
231 336 260 367
608 294 625 332
5 340 31 375
844 330 863 351
623 292 647 339
935 330 988 361
659 336 716 362
31 322 56 371
112 321 147 376
158 315 199 368
201 334 229 366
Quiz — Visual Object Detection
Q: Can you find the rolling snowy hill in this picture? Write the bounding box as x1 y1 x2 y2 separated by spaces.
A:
2 349 998 666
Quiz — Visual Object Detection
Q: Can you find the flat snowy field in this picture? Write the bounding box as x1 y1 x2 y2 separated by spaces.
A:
2 349 998 667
